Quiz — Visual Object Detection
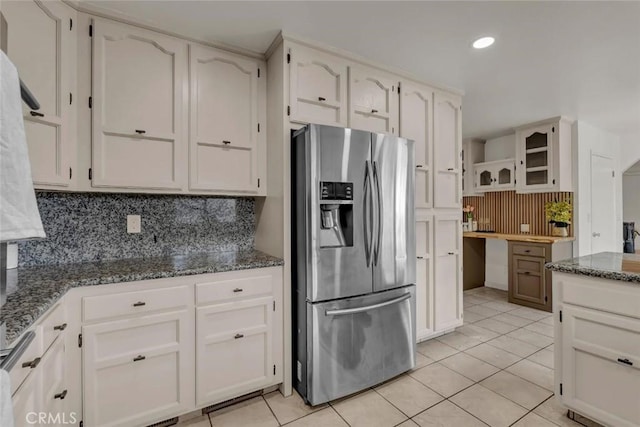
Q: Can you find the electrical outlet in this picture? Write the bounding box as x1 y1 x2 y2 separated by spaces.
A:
520 223 530 233
127 215 141 234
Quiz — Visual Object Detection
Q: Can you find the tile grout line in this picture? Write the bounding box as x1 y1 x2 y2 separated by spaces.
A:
261 394 283 426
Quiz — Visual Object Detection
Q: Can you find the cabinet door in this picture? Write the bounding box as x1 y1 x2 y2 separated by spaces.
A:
510 255 547 307
434 216 462 331
289 45 348 127
2 0 76 188
41 337 67 418
474 164 494 191
416 216 434 339
400 82 433 209
92 19 187 190
189 44 261 193
12 368 42 427
433 93 462 208
196 296 273 406
83 310 192 427
517 124 554 191
349 66 398 134
494 161 515 189
561 305 640 427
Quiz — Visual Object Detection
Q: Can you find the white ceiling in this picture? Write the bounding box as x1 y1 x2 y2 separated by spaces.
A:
78 1 640 140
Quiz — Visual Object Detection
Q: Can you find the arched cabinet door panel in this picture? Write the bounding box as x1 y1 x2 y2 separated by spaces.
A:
2 0 76 188
349 66 399 135
91 19 187 190
189 44 261 193
433 93 462 208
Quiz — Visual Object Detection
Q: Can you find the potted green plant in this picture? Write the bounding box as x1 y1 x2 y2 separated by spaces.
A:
545 200 572 237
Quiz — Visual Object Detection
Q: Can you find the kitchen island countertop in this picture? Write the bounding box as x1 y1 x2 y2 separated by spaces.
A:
545 251 640 284
0 249 283 344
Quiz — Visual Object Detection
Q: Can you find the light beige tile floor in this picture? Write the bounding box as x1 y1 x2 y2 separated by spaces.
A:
177 287 601 427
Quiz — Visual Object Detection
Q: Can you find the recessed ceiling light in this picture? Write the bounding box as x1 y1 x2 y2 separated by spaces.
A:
472 36 495 49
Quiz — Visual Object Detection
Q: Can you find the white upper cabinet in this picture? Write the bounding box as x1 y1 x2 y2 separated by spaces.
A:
515 117 573 193
400 81 434 210
462 138 485 197
288 44 348 127
434 216 462 331
2 0 76 188
189 44 263 193
348 66 399 135
91 19 187 190
474 159 516 192
433 92 462 208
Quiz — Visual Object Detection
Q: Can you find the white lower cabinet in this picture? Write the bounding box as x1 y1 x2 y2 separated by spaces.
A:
415 216 434 340
40 337 68 419
434 216 463 331
11 363 41 427
82 310 193 427
196 296 273 406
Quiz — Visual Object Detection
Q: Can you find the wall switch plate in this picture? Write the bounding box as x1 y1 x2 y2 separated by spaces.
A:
520 223 530 233
127 215 141 234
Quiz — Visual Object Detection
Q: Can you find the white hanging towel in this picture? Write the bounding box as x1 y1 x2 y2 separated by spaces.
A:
0 51 45 242
0 369 14 427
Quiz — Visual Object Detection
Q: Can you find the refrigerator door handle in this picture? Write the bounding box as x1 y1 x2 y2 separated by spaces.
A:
324 293 411 316
372 160 382 265
364 160 375 266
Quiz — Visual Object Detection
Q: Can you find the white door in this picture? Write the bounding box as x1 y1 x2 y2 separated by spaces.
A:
433 93 462 208
289 45 348 127
196 296 273 406
591 153 617 254
2 0 76 188
189 44 260 193
83 310 193 427
91 19 187 190
415 216 434 339
434 216 462 331
400 82 433 209
349 66 398 134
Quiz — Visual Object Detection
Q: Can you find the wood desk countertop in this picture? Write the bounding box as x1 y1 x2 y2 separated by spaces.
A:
463 231 576 244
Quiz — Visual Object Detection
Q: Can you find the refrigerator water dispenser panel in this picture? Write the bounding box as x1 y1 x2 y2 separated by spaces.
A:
320 181 353 200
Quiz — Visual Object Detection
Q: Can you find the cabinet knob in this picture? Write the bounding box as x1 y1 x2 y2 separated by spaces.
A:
447 168 454 171
318 97 326 102
417 256 424 259
132 301 146 307
447 252 455 255
617 358 633 366
234 333 244 339
22 357 41 369
416 165 423 169
53 323 67 331
524 249 531 253
134 129 146 134
524 271 531 275
222 140 231 145
371 109 378 114
54 390 68 400
133 355 146 362
30 111 44 117
233 288 243 293
592 232 601 238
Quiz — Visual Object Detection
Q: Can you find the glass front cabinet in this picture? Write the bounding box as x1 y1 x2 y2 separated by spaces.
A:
474 159 516 192
515 117 573 193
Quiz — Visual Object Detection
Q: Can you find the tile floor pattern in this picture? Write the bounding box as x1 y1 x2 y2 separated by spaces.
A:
178 287 602 427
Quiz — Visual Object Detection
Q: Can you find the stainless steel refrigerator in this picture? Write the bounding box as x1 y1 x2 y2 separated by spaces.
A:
292 124 416 405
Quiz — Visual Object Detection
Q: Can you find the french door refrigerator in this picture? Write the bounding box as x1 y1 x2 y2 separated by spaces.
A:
292 124 416 405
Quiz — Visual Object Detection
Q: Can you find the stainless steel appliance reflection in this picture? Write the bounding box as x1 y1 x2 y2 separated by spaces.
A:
292 124 416 405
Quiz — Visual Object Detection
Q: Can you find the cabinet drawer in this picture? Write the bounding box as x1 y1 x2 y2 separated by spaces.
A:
196 273 272 306
514 256 545 273
557 274 640 319
82 285 189 322
9 333 42 395
512 244 546 257
39 302 66 352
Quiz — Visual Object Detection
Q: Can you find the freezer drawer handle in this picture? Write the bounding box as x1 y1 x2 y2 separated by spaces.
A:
325 293 411 316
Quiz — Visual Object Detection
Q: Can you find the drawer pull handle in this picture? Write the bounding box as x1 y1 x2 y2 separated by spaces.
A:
617 358 633 366
524 271 531 275
135 129 146 134
133 355 146 362
447 168 454 171
54 390 68 400
448 252 454 255
233 288 243 293
133 301 146 307
22 357 41 369
318 97 326 102
53 323 67 331
222 140 231 145
30 111 45 117
371 109 378 114
524 249 531 253
234 333 244 339
417 256 424 259
416 165 423 169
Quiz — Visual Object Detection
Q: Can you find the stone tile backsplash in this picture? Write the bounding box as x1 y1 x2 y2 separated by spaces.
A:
18 192 255 266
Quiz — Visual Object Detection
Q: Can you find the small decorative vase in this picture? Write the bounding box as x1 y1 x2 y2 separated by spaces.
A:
552 225 569 237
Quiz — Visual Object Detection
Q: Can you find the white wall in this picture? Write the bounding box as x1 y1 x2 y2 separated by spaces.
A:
623 173 640 227
484 134 516 162
573 121 623 256
620 133 640 172
484 239 508 291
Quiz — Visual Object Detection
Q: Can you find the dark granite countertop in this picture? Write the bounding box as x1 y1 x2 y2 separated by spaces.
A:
0 249 283 344
546 252 640 284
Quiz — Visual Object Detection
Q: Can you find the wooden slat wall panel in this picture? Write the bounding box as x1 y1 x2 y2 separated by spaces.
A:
463 191 573 236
